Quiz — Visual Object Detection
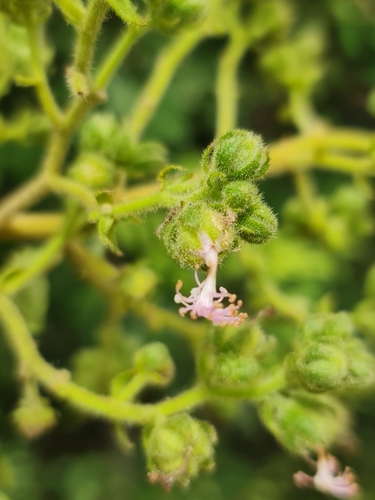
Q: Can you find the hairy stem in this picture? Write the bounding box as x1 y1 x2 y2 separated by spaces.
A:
73 0 109 77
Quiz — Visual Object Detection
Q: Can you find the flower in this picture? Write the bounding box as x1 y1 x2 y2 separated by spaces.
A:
293 449 360 499
174 234 247 326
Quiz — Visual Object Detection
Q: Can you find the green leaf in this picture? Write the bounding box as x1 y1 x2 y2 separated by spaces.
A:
105 0 146 26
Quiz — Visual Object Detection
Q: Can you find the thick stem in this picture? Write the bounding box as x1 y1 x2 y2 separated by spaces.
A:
215 32 248 137
127 28 204 140
73 0 109 77
0 213 62 239
26 12 63 126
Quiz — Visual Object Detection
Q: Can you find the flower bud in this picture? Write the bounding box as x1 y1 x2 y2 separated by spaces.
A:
158 202 237 268
144 413 217 489
134 342 175 385
80 113 119 154
259 393 349 455
120 264 158 300
131 141 167 174
148 0 207 35
301 312 353 342
294 343 348 392
12 396 57 440
68 153 116 190
206 353 259 389
235 203 278 244
207 130 270 181
221 181 260 213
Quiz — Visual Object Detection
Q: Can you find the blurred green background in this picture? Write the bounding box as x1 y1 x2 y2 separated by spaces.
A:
1 0 375 499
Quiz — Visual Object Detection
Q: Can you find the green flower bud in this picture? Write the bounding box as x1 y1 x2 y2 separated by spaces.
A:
236 203 278 244
144 413 217 489
158 202 237 268
294 343 348 392
344 339 375 390
80 113 119 154
259 393 350 455
221 181 260 213
206 130 270 181
301 312 353 342
134 342 175 385
12 396 57 440
68 153 116 190
207 353 259 389
131 141 167 174
148 0 207 35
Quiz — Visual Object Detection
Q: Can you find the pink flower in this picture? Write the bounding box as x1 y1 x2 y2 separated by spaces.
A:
174 235 247 326
294 449 360 499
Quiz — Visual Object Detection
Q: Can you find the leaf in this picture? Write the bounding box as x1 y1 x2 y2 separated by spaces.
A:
98 216 123 255
105 0 147 26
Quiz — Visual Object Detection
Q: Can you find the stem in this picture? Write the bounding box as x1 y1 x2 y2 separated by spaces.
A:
0 210 79 295
0 213 62 239
157 385 209 416
0 175 48 226
116 373 151 401
215 32 248 137
95 25 146 90
47 176 98 210
111 191 173 219
0 294 155 424
26 12 63 126
127 28 204 140
52 0 85 28
73 0 109 77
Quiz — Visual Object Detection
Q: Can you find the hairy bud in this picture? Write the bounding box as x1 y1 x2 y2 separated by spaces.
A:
236 203 278 244
148 0 207 35
144 413 217 489
204 130 270 181
134 342 175 385
259 392 350 455
12 396 57 440
68 153 116 190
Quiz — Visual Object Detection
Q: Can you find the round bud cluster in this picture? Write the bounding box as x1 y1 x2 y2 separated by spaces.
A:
203 130 277 245
200 323 274 390
68 153 116 190
259 392 350 455
159 202 238 268
288 312 375 392
143 413 217 489
134 342 175 386
159 130 277 269
147 0 207 35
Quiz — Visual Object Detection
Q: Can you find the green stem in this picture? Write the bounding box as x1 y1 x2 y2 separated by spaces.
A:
215 32 248 137
0 175 47 226
127 28 204 140
116 373 151 401
111 191 173 219
26 12 63 126
157 385 209 416
52 0 85 27
47 176 98 210
95 25 147 90
0 210 79 295
74 0 109 77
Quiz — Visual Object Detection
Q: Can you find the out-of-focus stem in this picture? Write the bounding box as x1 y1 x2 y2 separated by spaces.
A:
52 0 85 27
0 213 62 239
